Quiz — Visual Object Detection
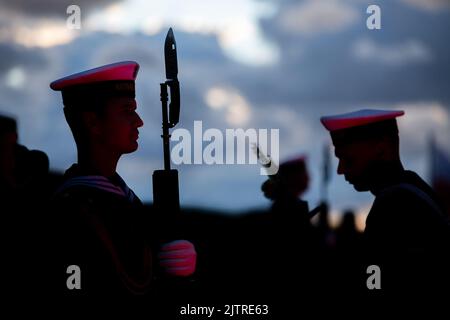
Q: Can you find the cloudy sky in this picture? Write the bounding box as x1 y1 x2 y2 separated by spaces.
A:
1 0 449 224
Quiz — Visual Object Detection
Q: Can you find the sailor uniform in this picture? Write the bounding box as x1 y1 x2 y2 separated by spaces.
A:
49 164 154 295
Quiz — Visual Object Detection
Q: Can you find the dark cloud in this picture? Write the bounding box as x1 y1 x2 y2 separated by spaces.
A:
253 0 450 107
399 0 450 12
0 43 47 72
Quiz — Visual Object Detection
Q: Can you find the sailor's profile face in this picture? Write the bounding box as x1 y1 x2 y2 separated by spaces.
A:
334 140 379 192
97 97 144 154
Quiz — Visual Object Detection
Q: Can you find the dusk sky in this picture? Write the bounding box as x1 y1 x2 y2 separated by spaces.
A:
1 0 449 228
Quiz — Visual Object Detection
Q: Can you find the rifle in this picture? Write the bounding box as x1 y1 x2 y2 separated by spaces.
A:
252 143 279 178
152 28 181 235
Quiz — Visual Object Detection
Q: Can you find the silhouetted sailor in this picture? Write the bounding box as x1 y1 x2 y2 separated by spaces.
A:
0 115 18 196
1 114 53 296
239 156 322 304
48 61 196 296
0 114 50 207
321 109 450 295
262 156 310 220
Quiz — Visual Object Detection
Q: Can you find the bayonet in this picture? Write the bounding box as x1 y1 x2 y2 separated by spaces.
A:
164 28 178 80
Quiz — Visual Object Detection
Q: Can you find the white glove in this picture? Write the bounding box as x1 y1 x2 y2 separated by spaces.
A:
158 240 197 277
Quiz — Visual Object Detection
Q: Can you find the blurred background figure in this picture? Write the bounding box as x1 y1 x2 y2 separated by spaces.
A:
315 202 335 251
0 115 18 198
227 155 322 305
335 209 362 255
1 114 54 295
261 155 310 220
0 114 52 200
430 136 450 218
334 209 364 292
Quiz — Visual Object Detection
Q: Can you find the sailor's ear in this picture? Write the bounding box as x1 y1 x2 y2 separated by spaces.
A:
3 131 17 145
82 111 101 135
375 135 394 160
